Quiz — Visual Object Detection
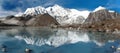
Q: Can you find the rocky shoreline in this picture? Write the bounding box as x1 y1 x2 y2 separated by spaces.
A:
0 21 120 34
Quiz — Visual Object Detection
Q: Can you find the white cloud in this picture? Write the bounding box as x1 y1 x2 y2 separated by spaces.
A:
0 6 19 17
0 11 18 17
42 0 65 7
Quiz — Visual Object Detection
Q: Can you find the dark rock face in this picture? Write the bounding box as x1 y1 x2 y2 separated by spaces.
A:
26 13 59 26
6 15 15 19
0 23 19 26
14 15 33 21
84 9 120 24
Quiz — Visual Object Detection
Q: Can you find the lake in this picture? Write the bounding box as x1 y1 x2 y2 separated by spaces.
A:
0 27 120 53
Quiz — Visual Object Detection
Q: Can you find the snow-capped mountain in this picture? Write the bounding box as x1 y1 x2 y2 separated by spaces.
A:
93 6 106 12
24 6 47 15
23 4 90 25
93 6 115 13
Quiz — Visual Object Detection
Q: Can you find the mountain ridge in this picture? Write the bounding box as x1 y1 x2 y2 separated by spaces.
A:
22 4 90 25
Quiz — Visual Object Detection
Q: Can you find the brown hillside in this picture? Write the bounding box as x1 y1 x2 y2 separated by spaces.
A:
26 13 59 26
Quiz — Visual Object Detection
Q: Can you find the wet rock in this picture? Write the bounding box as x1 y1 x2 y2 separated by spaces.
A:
77 27 81 30
111 46 115 49
50 24 58 28
96 28 104 32
25 48 32 53
105 29 110 33
1 45 7 52
69 27 73 30
2 48 6 52
113 28 120 34
117 48 120 51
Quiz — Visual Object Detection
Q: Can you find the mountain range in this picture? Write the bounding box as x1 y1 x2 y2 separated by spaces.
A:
0 4 120 32
21 5 120 25
22 4 90 25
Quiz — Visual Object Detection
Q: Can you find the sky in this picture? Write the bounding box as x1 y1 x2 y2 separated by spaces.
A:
0 0 120 17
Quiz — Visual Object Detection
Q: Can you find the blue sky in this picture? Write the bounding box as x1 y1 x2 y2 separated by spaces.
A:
0 0 120 16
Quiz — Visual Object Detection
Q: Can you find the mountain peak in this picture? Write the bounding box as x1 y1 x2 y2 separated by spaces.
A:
50 4 64 10
24 6 47 15
93 6 106 12
53 4 62 8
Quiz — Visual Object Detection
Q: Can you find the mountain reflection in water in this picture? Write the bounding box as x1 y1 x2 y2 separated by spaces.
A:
0 27 120 53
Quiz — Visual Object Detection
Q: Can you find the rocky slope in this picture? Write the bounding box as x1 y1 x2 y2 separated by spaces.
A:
84 6 120 24
82 6 120 33
26 13 59 26
0 13 59 27
0 15 23 26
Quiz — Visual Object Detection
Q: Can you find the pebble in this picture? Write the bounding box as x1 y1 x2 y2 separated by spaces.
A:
1 45 7 52
117 48 120 51
1 48 6 52
111 46 115 49
25 48 32 53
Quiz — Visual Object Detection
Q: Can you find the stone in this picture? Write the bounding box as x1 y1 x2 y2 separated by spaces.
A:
117 48 120 51
25 48 32 53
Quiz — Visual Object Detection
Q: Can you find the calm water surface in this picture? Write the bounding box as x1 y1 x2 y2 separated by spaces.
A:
0 27 120 53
